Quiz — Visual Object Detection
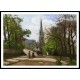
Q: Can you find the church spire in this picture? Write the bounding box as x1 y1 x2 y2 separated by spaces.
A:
39 19 44 54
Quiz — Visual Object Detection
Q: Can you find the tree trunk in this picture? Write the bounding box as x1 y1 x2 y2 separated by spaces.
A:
3 26 7 41
68 30 72 61
6 15 10 48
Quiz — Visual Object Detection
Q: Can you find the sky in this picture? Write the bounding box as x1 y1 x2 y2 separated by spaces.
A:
17 14 58 42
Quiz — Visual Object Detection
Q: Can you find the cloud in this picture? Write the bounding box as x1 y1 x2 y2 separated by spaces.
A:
27 15 57 41
32 16 41 26
42 19 56 30
18 14 57 41
31 15 56 29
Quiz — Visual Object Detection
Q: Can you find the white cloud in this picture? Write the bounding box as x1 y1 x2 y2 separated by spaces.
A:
31 15 56 29
32 16 40 26
42 19 56 30
27 15 57 41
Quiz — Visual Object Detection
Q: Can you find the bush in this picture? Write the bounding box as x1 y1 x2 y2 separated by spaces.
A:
55 58 62 65
67 60 76 65
12 43 24 50
4 42 8 48
4 41 24 50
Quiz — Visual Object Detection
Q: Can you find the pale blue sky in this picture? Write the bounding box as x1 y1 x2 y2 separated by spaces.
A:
17 14 58 42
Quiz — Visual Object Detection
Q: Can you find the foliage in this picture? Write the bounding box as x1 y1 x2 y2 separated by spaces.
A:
67 60 76 65
4 42 8 48
55 58 62 65
22 29 31 37
44 14 76 61
3 14 31 50
43 39 58 55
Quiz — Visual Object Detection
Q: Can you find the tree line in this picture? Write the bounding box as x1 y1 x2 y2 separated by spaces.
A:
43 14 76 61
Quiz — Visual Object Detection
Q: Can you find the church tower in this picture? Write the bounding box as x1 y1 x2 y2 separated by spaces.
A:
39 19 44 54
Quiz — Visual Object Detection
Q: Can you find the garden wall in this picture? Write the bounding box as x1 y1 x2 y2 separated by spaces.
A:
4 49 25 59
4 49 23 54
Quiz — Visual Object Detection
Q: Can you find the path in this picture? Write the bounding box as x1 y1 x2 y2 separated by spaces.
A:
4 55 67 65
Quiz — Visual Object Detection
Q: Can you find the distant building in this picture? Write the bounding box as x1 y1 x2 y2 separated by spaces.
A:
24 39 36 50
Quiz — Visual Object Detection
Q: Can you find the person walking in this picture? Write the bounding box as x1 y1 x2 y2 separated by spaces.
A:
32 52 35 58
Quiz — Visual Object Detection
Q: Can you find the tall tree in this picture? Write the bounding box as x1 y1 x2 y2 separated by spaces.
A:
3 14 31 49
